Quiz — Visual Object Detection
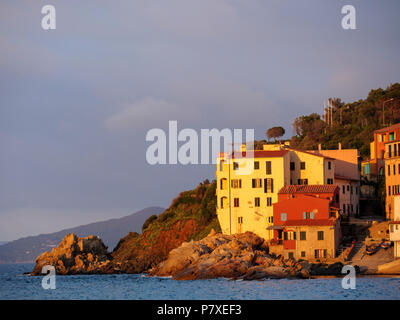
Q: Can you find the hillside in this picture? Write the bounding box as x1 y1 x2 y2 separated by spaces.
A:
0 206 164 264
101 180 221 274
290 83 400 159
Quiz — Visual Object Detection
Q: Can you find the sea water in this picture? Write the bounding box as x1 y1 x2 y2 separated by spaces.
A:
0 264 399 300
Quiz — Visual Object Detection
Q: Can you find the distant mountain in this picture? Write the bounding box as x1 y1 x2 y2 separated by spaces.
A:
0 206 164 264
0 242 8 246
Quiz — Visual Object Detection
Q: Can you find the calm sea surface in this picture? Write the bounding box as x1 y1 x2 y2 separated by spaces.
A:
0 263 399 300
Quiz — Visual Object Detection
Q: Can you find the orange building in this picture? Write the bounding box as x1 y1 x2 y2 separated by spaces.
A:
362 123 400 179
270 185 341 260
385 139 400 220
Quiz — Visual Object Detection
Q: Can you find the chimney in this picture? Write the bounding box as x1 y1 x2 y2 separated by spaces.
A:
318 144 322 151
338 142 342 150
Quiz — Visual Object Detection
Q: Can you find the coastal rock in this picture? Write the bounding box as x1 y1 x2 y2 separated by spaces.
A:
148 231 304 280
31 233 111 275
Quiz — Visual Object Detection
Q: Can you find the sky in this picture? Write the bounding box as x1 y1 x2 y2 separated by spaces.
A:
0 0 399 241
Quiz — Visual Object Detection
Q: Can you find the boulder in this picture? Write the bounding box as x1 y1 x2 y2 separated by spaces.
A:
149 231 305 280
31 233 111 275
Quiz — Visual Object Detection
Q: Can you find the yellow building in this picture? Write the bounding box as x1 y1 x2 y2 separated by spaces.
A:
311 144 360 216
216 144 335 240
385 139 400 220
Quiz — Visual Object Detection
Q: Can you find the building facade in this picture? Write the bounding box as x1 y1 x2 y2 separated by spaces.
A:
385 139 400 220
270 185 341 260
311 144 360 217
389 196 400 259
361 123 400 180
216 144 335 240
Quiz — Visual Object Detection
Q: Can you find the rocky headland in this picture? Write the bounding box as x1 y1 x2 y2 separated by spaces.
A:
30 181 359 279
31 233 111 275
31 230 351 279
148 230 349 280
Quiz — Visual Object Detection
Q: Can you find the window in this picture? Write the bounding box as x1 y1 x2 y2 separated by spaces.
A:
252 178 262 188
394 164 396 175
343 204 346 213
266 197 272 206
328 161 331 170
233 162 239 170
389 132 395 141
219 160 224 171
254 161 259 170
364 163 370 175
315 249 327 258
290 162 295 171
388 165 391 176
303 212 310 219
310 211 315 219
301 251 306 258
342 185 345 194
220 197 227 209
350 186 353 194
266 161 272 174
300 231 306 240
254 197 260 207
264 178 274 193
300 162 306 170
288 252 294 259
317 231 324 240
389 145 392 158
268 216 273 223
356 187 358 195
238 217 243 224
327 178 333 185
234 198 240 207
283 232 288 240
388 186 391 196
347 185 350 191
298 179 308 185
231 179 242 189
281 213 287 221
395 144 398 157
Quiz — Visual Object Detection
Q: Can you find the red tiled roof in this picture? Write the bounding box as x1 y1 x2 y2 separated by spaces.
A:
278 184 339 194
389 221 400 224
220 150 289 159
375 123 400 133
281 219 336 227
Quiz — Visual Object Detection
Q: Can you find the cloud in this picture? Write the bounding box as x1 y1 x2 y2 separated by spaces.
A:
105 97 180 131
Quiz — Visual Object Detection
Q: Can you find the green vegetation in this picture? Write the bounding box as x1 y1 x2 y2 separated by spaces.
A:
290 83 400 159
140 180 221 245
266 126 285 142
142 215 158 232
